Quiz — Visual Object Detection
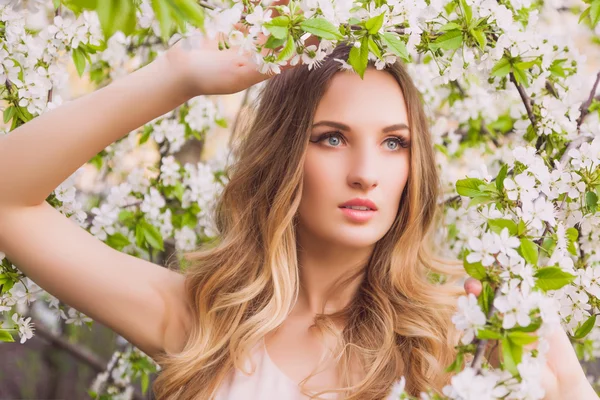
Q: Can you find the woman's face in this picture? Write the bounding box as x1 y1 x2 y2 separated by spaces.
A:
297 68 411 249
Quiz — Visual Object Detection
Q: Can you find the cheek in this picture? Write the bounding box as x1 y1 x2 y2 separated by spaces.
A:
297 153 341 227
301 153 336 201
384 158 410 210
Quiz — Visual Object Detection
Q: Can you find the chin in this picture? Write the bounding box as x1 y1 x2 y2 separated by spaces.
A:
330 228 383 248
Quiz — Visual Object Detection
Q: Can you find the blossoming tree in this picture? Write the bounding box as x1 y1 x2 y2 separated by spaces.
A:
0 0 599 398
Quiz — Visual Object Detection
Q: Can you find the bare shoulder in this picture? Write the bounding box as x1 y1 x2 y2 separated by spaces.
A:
0 202 193 361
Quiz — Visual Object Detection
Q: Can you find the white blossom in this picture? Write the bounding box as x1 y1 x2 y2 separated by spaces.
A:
452 294 487 344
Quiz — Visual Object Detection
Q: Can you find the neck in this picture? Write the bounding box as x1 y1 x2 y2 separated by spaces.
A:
293 229 372 316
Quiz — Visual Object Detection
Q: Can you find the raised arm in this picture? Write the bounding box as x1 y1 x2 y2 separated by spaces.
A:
0 54 188 208
0 33 277 359
0 53 196 359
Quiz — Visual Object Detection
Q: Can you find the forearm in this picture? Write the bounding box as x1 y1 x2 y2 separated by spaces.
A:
0 53 191 208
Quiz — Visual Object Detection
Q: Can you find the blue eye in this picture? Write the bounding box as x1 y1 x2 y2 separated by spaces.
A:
310 131 410 151
384 137 410 150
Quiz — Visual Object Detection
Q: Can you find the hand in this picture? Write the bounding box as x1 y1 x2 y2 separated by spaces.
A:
164 29 284 97
464 278 599 399
164 1 319 97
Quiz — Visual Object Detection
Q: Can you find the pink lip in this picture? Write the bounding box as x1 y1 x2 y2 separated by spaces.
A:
339 207 377 223
339 198 378 210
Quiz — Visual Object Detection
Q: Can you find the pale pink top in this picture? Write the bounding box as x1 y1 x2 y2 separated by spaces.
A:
214 337 339 399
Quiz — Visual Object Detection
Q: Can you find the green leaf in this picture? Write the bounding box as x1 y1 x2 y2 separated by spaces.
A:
549 59 567 78
72 47 86 77
65 0 98 9
141 373 150 394
98 0 136 40
519 238 538 265
54 0 61 9
479 280 494 314
368 36 382 60
276 35 295 62
477 329 503 340
479 182 497 193
0 330 14 343
541 237 556 257
566 227 579 242
534 267 576 291
348 37 369 79
512 65 529 87
579 6 591 24
455 177 486 197
496 164 508 192
459 0 473 26
471 29 486 49
88 153 102 170
365 13 385 35
514 59 538 70
501 337 521 375
573 314 596 339
566 227 579 256
464 256 486 280
299 17 343 40
174 0 205 28
264 35 287 49
591 0 600 26
106 232 131 251
264 16 290 39
152 0 174 42
511 319 542 333
119 210 136 223
142 220 164 251
135 222 146 248
586 191 598 212
445 351 464 373
434 30 463 51
439 22 461 31
139 125 153 145
381 32 408 62
491 57 511 78
0 277 15 294
3 106 15 124
467 195 492 207
173 182 184 202
215 118 228 128
517 220 527 236
181 212 197 229
507 331 538 346
488 218 518 236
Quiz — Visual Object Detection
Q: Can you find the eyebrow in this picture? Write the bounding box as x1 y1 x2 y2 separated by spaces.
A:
311 120 410 133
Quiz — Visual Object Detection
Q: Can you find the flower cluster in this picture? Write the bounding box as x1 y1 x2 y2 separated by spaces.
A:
0 0 599 399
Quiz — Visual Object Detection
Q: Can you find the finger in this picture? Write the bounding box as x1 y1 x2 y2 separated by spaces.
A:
464 277 482 297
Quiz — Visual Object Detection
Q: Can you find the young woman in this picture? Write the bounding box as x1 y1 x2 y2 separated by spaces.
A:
0 31 595 399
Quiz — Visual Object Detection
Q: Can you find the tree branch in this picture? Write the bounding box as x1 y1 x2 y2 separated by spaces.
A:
33 322 145 400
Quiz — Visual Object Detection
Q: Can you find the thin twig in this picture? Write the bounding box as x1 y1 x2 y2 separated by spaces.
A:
509 73 536 128
471 287 501 370
198 1 215 10
576 70 600 128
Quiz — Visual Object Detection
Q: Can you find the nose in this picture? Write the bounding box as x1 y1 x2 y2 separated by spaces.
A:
347 146 379 191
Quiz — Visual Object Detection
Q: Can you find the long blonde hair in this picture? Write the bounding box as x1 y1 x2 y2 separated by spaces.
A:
152 43 465 399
